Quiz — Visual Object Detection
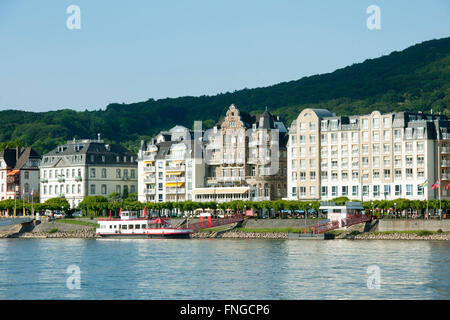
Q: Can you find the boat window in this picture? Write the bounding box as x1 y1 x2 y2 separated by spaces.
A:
109 225 112 229
122 225 127 230
129 224 134 229
142 224 146 229
135 224 140 229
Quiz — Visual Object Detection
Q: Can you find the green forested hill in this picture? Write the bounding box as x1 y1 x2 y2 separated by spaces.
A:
1 37 449 155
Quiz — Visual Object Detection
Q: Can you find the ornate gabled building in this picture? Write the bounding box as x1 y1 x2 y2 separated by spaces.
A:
0 147 41 200
193 104 288 202
40 137 137 208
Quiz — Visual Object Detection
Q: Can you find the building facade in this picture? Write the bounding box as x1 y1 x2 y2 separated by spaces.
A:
137 126 205 203
0 147 41 200
40 137 137 208
193 104 288 202
287 108 450 201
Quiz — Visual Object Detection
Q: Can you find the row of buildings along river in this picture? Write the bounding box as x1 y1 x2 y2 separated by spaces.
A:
1 104 450 208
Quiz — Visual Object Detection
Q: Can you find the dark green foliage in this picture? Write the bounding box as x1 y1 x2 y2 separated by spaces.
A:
1 37 449 155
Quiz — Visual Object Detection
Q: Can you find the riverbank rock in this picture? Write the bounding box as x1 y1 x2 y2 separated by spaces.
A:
192 231 288 239
353 233 450 240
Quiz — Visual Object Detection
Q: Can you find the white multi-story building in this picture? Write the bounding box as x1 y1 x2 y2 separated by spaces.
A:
0 147 41 201
40 137 137 208
287 109 450 201
138 126 205 203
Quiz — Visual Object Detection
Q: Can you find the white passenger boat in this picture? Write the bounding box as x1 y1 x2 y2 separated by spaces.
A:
96 210 192 239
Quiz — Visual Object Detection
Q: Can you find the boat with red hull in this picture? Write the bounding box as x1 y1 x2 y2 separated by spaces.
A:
96 211 192 239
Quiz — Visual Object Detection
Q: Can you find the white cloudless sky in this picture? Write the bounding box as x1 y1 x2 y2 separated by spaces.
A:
0 0 449 111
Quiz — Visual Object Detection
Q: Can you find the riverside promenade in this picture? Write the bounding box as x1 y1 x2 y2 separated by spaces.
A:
1 216 449 240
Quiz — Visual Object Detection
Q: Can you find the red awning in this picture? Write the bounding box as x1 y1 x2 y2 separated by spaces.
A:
150 217 170 224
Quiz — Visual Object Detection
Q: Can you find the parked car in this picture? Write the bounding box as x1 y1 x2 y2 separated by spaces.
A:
53 212 65 219
72 211 83 217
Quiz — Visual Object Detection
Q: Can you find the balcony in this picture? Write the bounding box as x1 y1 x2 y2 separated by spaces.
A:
166 188 185 194
166 176 185 183
216 176 244 182
143 189 156 194
143 176 156 183
166 165 185 172
143 167 156 173
441 160 450 167
442 173 450 180
57 177 65 183
40 178 48 183
75 176 82 182
441 147 450 154
442 133 450 140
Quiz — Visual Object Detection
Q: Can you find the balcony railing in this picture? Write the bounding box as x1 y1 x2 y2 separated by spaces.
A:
143 176 156 183
441 147 450 154
166 188 185 194
441 160 450 167
166 176 185 183
40 179 48 183
75 176 82 182
143 189 156 194
143 167 156 172
166 165 185 171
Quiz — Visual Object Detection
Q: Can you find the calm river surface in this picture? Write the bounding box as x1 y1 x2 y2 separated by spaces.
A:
0 239 449 300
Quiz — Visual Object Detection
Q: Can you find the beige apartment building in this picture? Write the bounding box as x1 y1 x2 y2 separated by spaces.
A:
287 108 450 201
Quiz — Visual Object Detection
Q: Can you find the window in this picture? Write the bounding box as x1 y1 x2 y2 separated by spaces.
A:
373 132 379 142
102 168 107 178
78 184 81 194
116 169 121 178
342 186 348 196
90 168 96 178
383 117 390 128
406 184 413 196
373 185 380 196
362 132 369 142
24 172 29 179
383 144 390 154
352 186 358 197
418 185 424 196
384 185 390 196
101 184 107 194
310 171 316 181
116 185 121 194
331 186 338 197
383 130 390 141
384 169 391 179
90 184 96 195
362 185 369 196
395 185 401 196
373 118 379 129
321 186 328 197
130 169 135 178
362 119 369 129
310 187 316 197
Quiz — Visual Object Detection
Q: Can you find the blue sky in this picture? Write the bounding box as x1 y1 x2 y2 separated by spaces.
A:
0 0 449 112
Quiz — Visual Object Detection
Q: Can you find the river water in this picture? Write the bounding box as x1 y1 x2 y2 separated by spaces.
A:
0 239 448 300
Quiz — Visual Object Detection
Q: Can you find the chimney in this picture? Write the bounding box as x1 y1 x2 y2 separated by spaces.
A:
16 146 19 162
98 133 101 142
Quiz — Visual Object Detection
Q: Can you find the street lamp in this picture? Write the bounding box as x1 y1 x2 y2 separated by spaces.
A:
394 202 397 219
371 201 374 217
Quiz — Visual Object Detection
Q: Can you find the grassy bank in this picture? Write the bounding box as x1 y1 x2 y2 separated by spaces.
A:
53 219 99 228
236 227 301 233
